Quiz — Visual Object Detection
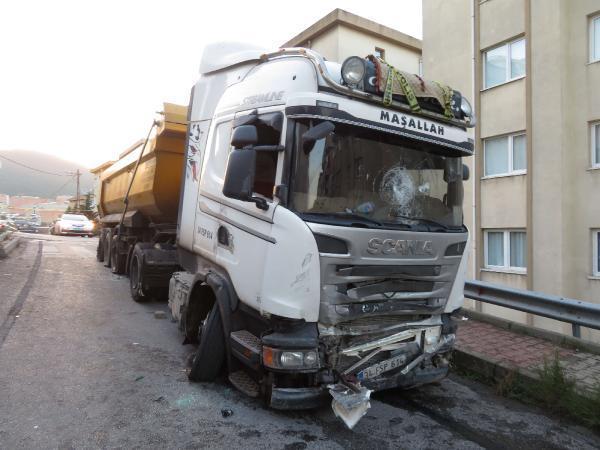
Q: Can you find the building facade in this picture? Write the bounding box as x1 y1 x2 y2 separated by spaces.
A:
283 8 422 73
423 0 600 342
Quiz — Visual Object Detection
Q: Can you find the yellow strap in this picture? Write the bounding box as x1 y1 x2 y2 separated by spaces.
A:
380 60 420 112
434 81 454 118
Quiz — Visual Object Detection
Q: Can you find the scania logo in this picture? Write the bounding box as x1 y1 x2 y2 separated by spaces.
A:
367 238 434 256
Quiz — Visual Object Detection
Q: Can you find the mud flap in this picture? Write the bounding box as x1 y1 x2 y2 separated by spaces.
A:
328 382 372 430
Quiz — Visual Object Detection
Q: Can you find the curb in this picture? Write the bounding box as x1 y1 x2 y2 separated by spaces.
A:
0 235 21 259
452 346 596 397
452 347 539 386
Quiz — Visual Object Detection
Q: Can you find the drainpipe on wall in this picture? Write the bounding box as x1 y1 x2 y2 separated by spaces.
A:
470 0 477 281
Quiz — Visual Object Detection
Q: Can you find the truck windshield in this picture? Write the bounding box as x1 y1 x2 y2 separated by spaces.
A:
290 120 465 231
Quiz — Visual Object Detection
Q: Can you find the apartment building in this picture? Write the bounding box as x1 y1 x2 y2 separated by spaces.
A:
283 8 422 73
423 0 600 342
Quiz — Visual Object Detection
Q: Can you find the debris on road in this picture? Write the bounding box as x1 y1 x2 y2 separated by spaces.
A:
328 382 372 430
154 311 167 319
221 408 233 418
135 376 144 381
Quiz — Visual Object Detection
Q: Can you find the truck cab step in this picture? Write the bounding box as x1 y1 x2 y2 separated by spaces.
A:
228 370 260 398
230 330 261 370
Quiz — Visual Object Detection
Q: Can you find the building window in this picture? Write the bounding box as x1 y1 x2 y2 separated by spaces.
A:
485 230 527 271
591 14 600 63
374 47 385 60
484 133 526 177
484 38 526 88
592 122 600 168
593 230 600 276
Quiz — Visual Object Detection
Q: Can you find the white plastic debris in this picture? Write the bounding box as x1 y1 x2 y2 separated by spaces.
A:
328 382 372 430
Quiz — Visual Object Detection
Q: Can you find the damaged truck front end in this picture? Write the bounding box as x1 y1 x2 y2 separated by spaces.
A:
260 225 467 424
258 110 471 425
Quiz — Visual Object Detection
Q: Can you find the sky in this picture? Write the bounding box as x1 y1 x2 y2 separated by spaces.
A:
0 0 422 168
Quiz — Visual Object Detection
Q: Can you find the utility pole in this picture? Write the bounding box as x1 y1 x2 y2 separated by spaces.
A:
75 169 81 211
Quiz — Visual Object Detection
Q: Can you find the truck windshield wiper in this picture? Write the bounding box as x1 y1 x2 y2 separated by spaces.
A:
387 214 452 231
302 212 385 228
303 212 416 230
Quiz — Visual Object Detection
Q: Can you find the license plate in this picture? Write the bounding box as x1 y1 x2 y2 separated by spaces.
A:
357 354 407 381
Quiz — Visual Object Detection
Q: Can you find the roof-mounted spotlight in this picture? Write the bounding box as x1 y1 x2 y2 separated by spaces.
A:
341 56 366 87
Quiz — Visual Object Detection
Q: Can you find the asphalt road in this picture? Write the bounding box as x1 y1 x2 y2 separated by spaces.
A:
0 233 598 449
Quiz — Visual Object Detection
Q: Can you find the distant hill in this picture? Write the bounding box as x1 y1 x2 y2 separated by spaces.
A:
0 150 94 197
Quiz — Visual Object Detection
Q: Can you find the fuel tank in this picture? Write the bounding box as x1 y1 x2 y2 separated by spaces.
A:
98 103 187 224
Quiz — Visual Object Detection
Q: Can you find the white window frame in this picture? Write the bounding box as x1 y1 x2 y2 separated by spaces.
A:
592 121 600 169
483 38 526 89
482 133 527 178
483 229 527 273
590 14 600 64
593 230 600 277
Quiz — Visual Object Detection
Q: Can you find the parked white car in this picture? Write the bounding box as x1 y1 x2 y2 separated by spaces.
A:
52 214 94 237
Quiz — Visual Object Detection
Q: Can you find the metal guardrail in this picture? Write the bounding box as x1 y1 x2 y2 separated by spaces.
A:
464 280 600 338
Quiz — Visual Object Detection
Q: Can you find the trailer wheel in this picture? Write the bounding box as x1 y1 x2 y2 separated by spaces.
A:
96 230 105 262
188 303 225 382
129 245 150 302
103 228 113 268
110 236 126 274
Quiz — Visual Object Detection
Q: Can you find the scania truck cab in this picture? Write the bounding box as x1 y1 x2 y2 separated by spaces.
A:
169 43 474 425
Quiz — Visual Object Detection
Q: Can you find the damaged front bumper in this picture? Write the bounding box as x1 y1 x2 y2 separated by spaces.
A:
265 321 456 410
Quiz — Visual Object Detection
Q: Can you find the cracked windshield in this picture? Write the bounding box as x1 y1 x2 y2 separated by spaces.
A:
291 121 465 229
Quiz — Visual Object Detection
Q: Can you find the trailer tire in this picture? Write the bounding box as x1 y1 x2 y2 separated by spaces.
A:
103 229 113 268
96 230 105 262
188 303 225 382
129 245 151 302
110 236 126 274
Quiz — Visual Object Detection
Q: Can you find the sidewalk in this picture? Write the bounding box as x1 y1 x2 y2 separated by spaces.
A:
454 318 600 394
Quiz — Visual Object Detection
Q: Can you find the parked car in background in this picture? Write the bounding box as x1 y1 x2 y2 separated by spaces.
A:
0 214 15 233
51 214 94 237
13 216 39 233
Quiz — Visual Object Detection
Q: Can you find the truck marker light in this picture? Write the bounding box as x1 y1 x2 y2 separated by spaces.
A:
263 346 275 367
316 100 338 110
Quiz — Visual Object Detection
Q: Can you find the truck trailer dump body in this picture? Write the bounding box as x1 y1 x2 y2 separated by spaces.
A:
98 103 187 225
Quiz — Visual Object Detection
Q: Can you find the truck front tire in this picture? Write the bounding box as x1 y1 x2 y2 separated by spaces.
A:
188 303 225 382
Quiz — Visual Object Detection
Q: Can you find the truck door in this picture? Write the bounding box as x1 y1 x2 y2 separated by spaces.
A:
194 108 285 313
177 119 211 252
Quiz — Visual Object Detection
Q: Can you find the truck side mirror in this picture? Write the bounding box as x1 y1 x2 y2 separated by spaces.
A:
302 121 335 153
231 125 258 149
462 164 470 181
222 149 268 210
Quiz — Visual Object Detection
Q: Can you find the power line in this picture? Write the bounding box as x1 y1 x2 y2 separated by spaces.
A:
0 153 71 176
47 175 76 199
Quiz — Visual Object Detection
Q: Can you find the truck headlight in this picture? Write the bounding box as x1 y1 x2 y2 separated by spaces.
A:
263 347 320 370
341 56 366 87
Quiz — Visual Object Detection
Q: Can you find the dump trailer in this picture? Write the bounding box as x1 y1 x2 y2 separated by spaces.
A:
99 44 476 428
96 103 187 301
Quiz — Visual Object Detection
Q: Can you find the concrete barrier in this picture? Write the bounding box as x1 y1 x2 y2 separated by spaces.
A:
0 234 21 259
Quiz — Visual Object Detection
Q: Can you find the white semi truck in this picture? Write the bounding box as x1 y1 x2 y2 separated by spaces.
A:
101 42 475 426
